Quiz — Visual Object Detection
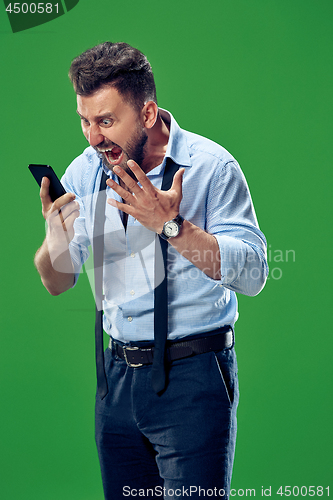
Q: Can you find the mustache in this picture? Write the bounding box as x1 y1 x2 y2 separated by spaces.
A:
94 140 119 151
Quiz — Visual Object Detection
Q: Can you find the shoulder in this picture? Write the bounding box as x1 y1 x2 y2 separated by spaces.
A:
182 129 243 181
164 109 237 172
186 130 234 161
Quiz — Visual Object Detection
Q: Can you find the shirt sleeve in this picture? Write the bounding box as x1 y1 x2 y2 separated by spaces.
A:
61 166 91 286
206 160 268 296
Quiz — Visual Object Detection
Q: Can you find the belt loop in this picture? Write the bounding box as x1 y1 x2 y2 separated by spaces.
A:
231 326 235 348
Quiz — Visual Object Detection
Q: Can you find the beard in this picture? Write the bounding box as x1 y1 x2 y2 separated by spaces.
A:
94 125 148 181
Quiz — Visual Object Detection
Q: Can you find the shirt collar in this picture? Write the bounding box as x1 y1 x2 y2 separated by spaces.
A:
159 108 192 169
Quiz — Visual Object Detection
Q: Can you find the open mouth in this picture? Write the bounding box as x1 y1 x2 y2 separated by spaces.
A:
101 146 124 165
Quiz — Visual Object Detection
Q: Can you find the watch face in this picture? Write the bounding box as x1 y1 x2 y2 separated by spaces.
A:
164 221 179 237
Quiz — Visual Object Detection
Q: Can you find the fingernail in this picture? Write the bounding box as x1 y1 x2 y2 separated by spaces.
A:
108 198 117 207
128 160 135 168
113 166 121 174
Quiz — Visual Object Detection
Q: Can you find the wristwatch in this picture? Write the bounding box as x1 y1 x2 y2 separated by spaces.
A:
160 214 184 240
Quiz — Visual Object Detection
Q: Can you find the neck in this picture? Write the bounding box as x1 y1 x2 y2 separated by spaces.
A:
141 113 170 174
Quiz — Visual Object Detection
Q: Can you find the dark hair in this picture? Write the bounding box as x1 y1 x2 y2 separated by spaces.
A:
68 42 157 111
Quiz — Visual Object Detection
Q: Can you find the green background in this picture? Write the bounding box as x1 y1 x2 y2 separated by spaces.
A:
0 0 332 498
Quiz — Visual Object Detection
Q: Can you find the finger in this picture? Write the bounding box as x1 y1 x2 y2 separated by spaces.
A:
41 176 76 216
53 192 76 211
59 200 80 221
47 193 76 222
106 178 135 204
48 200 79 228
127 161 156 196
113 165 142 195
40 177 53 211
49 206 79 245
59 203 80 228
62 209 80 233
107 197 135 217
171 168 185 194
55 210 79 246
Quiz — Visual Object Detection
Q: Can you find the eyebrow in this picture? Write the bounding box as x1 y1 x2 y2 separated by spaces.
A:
76 110 115 121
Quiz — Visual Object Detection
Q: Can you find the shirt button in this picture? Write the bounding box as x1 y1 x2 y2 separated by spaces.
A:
130 252 135 258
130 290 135 296
128 316 133 322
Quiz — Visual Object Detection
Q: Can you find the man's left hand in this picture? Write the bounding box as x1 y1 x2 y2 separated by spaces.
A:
106 160 185 233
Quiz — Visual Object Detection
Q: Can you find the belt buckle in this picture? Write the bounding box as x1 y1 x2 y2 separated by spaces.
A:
123 346 143 368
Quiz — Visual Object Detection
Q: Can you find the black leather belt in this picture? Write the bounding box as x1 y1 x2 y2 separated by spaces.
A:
109 327 233 368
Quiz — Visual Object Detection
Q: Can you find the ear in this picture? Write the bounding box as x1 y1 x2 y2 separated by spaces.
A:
141 101 158 129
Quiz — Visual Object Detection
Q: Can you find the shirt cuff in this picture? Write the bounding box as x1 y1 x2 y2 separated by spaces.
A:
214 234 268 295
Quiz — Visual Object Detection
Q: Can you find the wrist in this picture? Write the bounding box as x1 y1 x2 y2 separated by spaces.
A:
160 214 184 240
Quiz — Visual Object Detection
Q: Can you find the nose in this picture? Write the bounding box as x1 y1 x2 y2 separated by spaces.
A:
87 124 105 147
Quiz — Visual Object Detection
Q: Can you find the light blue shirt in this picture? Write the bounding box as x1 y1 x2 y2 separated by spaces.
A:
61 109 268 342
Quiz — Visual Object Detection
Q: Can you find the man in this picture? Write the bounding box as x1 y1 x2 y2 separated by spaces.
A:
34 42 268 499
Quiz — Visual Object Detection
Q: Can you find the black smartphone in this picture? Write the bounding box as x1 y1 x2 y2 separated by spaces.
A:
28 164 67 202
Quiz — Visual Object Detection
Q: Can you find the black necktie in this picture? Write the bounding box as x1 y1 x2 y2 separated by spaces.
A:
94 160 179 399
152 159 179 394
93 170 108 400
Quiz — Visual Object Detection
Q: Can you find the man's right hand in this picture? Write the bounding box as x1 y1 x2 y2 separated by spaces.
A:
37 177 80 282
40 177 80 245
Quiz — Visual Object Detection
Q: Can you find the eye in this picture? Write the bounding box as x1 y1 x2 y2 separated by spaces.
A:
80 117 89 125
100 118 113 127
